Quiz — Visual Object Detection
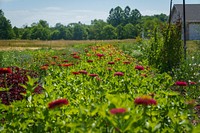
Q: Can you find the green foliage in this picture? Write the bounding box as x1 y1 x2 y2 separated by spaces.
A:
147 23 183 73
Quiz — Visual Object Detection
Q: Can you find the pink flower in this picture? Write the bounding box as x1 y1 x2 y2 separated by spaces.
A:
110 108 127 115
48 98 69 109
0 67 12 74
96 53 104 58
135 65 144 70
134 95 157 106
175 81 187 86
114 72 124 76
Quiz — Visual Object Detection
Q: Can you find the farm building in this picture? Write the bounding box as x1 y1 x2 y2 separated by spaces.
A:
170 4 200 40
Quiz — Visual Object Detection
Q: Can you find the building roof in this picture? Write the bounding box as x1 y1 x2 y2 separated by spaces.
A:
172 4 200 22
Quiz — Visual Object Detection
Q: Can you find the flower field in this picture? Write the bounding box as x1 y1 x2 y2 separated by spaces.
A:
0 43 200 132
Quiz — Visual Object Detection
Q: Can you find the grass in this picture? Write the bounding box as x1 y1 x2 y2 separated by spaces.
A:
0 39 136 51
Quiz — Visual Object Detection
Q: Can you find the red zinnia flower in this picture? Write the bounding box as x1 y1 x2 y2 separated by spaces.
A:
89 74 98 77
48 98 69 109
108 62 115 65
96 53 104 57
135 65 144 70
63 60 68 63
134 95 157 106
189 81 197 85
61 63 73 67
87 60 93 63
175 81 187 86
73 55 80 59
114 72 124 76
110 108 127 115
123 61 131 64
52 56 58 59
72 72 80 75
40 66 48 70
79 70 88 75
0 67 12 74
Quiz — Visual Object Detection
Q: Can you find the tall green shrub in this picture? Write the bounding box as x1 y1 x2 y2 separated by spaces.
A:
147 23 183 73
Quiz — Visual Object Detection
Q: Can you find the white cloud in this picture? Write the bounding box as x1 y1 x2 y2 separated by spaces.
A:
4 7 108 27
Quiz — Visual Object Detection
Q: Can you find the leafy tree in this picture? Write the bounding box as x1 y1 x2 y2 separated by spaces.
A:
129 9 141 25
107 6 124 27
122 23 137 39
0 10 14 39
102 25 117 39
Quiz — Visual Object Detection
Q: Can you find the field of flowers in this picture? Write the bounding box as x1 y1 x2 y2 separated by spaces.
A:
0 42 200 132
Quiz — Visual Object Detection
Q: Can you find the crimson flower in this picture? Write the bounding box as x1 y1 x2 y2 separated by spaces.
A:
123 61 131 64
52 56 58 59
60 63 73 67
96 53 104 57
72 72 80 75
134 95 157 106
135 65 144 70
79 70 88 75
71 52 78 56
0 67 12 74
48 98 69 109
114 72 124 76
108 62 115 65
40 66 48 70
175 81 187 86
110 108 127 115
189 81 197 85
87 60 93 63
63 60 68 63
89 74 98 77
73 55 80 59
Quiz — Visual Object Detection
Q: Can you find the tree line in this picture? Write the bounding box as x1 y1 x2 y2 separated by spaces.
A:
0 6 168 40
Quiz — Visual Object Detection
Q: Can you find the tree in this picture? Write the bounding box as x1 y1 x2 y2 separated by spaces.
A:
0 10 14 39
129 9 142 25
102 25 117 39
122 23 137 39
107 6 124 27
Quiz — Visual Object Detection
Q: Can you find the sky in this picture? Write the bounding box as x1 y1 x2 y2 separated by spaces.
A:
0 0 199 27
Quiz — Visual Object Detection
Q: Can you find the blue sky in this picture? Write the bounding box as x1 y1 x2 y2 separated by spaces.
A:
0 0 199 27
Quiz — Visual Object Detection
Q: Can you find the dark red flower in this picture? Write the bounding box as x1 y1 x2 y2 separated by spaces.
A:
79 70 88 75
89 74 98 77
134 95 157 106
71 52 78 56
0 67 12 74
96 53 104 57
73 55 80 59
108 62 115 65
60 63 73 67
40 65 48 70
87 60 93 63
189 81 197 85
135 65 144 70
175 81 187 86
114 72 124 76
123 61 131 64
52 56 58 59
48 98 69 109
110 108 127 115
72 72 80 75
63 60 68 63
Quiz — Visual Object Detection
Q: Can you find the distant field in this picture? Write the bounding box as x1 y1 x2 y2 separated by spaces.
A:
0 39 136 51
0 39 199 53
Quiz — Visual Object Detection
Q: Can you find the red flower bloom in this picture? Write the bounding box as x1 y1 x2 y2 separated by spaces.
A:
114 72 124 76
48 98 69 109
96 53 104 57
73 55 80 59
189 81 197 85
135 65 144 70
40 65 48 70
108 62 115 65
72 72 80 75
123 61 131 64
87 60 93 63
175 81 187 86
52 56 58 59
110 108 127 115
63 60 68 63
60 63 73 67
0 67 12 74
89 74 98 77
79 70 88 75
71 52 78 56
134 95 157 106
